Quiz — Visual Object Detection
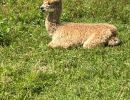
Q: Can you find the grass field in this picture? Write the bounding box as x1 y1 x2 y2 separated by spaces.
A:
0 0 130 99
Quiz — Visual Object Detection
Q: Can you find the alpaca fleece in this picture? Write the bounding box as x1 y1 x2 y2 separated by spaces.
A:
41 0 120 48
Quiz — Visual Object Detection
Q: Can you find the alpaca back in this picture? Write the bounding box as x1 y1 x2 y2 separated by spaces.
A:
54 23 117 37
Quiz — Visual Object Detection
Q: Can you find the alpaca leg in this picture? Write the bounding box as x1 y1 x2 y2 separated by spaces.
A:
83 30 113 49
48 41 59 48
48 39 72 48
83 37 101 49
48 35 63 48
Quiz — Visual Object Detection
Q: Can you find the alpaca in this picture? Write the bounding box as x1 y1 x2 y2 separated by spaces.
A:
40 0 121 49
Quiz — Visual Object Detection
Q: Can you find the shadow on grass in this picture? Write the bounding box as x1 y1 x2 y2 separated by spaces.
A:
0 36 11 46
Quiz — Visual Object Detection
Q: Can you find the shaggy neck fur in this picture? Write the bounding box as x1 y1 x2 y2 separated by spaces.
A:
45 1 62 35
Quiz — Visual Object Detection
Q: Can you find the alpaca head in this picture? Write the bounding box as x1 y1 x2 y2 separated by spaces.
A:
40 0 62 12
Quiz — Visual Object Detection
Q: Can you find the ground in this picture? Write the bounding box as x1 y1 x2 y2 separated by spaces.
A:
0 0 130 100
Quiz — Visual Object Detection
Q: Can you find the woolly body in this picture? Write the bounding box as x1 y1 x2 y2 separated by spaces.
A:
41 0 120 48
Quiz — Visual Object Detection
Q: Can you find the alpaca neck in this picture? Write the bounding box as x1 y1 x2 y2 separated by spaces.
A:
45 12 60 35
45 3 62 35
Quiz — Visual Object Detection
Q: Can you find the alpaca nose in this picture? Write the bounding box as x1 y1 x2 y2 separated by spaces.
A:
40 5 45 11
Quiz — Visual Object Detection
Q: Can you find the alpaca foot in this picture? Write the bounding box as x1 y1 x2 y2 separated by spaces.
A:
108 37 121 46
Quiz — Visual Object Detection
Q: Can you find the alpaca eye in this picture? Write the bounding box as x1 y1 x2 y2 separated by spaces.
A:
48 3 51 5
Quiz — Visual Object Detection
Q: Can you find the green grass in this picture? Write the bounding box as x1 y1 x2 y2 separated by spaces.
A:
0 0 130 99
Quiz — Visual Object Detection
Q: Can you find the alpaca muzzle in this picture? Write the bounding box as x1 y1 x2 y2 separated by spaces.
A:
40 5 45 12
